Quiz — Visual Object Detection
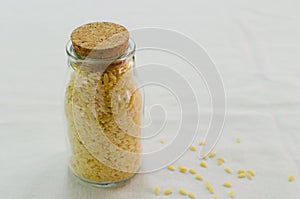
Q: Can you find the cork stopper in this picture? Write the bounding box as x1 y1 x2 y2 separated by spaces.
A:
71 22 129 59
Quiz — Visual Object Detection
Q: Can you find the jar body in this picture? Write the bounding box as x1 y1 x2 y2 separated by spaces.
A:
65 40 142 186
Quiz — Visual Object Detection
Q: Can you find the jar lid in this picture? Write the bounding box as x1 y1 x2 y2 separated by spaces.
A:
70 22 129 59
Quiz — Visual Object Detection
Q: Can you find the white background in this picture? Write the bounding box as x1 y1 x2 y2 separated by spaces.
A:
1 0 300 198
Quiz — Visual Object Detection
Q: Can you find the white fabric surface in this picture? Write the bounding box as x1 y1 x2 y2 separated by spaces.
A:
1 0 300 198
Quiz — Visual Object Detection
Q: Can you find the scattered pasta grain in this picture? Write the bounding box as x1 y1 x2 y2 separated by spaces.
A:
206 182 214 194
154 187 160 195
208 152 216 158
205 181 211 188
236 137 241 143
167 165 175 171
199 141 206 146
229 190 235 198
178 166 187 173
237 169 245 174
238 173 246 178
179 189 187 195
214 197 219 199
189 168 197 174
208 188 214 194
164 189 173 195
188 192 196 199
200 161 207 168
160 138 165 144
195 175 204 181
217 157 225 166
248 170 256 176
225 167 233 174
247 173 253 180
223 182 232 188
288 176 295 182
190 145 197 151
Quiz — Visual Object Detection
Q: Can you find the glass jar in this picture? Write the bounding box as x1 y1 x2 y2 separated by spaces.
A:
65 37 142 187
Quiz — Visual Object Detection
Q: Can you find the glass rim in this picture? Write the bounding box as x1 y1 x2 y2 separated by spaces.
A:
66 38 136 62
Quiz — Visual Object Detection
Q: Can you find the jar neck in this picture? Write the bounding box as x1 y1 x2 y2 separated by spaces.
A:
66 38 135 73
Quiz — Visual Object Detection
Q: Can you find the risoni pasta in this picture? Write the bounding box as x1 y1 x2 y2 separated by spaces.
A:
65 58 142 184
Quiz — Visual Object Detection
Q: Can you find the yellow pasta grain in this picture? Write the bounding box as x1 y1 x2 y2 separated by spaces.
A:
164 189 173 195
237 169 245 174
200 161 207 168
154 187 160 195
178 165 187 173
160 138 165 144
199 141 206 146
188 192 196 199
248 169 256 176
205 182 214 194
229 190 235 198
208 152 216 158
223 182 232 188
189 168 197 174
217 157 225 166
202 154 207 160
103 73 109 85
217 157 225 161
190 145 197 151
205 181 211 188
225 167 233 174
214 197 219 199
236 137 241 143
238 173 246 178
179 189 187 195
247 173 253 180
167 165 175 171
288 176 295 182
195 175 204 181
